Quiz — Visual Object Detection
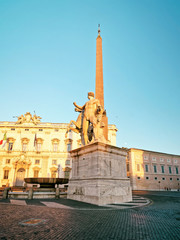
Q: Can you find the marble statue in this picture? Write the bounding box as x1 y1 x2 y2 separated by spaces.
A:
66 92 106 145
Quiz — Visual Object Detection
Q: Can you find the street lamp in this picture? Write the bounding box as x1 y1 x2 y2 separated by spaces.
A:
58 164 61 178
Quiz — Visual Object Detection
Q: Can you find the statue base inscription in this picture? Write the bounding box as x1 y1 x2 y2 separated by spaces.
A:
67 142 132 205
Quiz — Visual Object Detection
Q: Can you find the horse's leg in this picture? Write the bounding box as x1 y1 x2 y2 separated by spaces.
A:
70 120 79 128
65 120 73 138
68 127 80 134
65 120 81 138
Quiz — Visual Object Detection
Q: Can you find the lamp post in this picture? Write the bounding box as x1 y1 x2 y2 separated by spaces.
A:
58 164 61 178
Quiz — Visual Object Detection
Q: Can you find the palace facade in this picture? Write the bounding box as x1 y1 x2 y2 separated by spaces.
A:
0 113 179 191
126 148 180 191
0 112 117 187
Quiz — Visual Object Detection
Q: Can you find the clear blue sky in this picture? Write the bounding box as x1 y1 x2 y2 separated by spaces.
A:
0 0 179 154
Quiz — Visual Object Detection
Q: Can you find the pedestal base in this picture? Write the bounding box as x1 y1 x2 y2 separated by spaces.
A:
67 142 132 205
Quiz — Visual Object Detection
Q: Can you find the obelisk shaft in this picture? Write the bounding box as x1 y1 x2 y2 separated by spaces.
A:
95 27 108 140
95 32 104 107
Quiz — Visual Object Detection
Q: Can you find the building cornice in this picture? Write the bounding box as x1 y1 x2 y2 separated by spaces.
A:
128 148 180 157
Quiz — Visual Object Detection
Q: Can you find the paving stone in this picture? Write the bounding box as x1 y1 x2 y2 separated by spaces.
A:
41 201 73 209
0 191 179 240
10 199 27 206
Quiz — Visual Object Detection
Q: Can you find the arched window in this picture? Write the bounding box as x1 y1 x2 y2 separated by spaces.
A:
65 139 72 152
63 167 71 179
7 138 15 151
35 138 43 152
21 138 30 152
51 138 60 152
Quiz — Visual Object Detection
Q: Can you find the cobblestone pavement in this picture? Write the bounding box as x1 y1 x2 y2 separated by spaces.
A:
0 191 180 240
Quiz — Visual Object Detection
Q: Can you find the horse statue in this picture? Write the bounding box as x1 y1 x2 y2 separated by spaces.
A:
65 109 84 138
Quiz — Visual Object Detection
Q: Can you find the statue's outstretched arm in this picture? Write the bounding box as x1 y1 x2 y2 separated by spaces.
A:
75 107 82 112
73 102 85 110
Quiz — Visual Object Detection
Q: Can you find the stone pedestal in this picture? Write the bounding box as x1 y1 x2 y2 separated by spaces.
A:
67 142 132 205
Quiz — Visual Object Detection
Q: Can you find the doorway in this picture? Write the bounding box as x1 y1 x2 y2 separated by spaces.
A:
15 168 25 186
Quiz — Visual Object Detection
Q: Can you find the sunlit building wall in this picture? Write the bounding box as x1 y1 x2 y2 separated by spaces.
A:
127 148 180 191
0 113 118 187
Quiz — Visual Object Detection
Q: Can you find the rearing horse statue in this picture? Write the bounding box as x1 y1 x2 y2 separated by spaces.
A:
65 109 84 138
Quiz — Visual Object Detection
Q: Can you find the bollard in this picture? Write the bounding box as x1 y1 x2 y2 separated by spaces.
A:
55 188 60 199
3 187 11 199
28 187 33 199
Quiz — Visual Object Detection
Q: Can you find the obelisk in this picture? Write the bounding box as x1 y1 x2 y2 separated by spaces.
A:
95 25 108 140
67 27 132 205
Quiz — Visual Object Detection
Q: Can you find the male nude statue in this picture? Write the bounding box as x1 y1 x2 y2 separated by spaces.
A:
73 92 103 145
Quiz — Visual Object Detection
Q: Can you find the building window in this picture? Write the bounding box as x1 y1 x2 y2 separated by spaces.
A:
160 158 164 162
22 143 27 152
175 167 179 174
154 165 157 173
3 170 9 179
39 129 43 131
51 171 57 178
11 128 15 131
35 160 40 165
174 159 178 164
55 129 59 132
8 143 13 151
34 170 39 178
53 143 58 152
6 159 10 164
64 171 70 178
152 157 156 162
170 178 173 181
67 143 71 152
177 178 179 181
65 160 70 166
145 164 148 172
35 138 43 152
37 143 41 152
52 139 60 152
137 177 141 180
146 177 149 180
161 166 165 173
162 177 165 180
25 129 29 131
52 160 57 165
154 177 157 180
21 138 29 152
144 156 148 160
169 166 172 174
167 159 171 163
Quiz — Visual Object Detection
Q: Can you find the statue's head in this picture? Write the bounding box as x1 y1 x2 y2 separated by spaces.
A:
88 92 94 99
